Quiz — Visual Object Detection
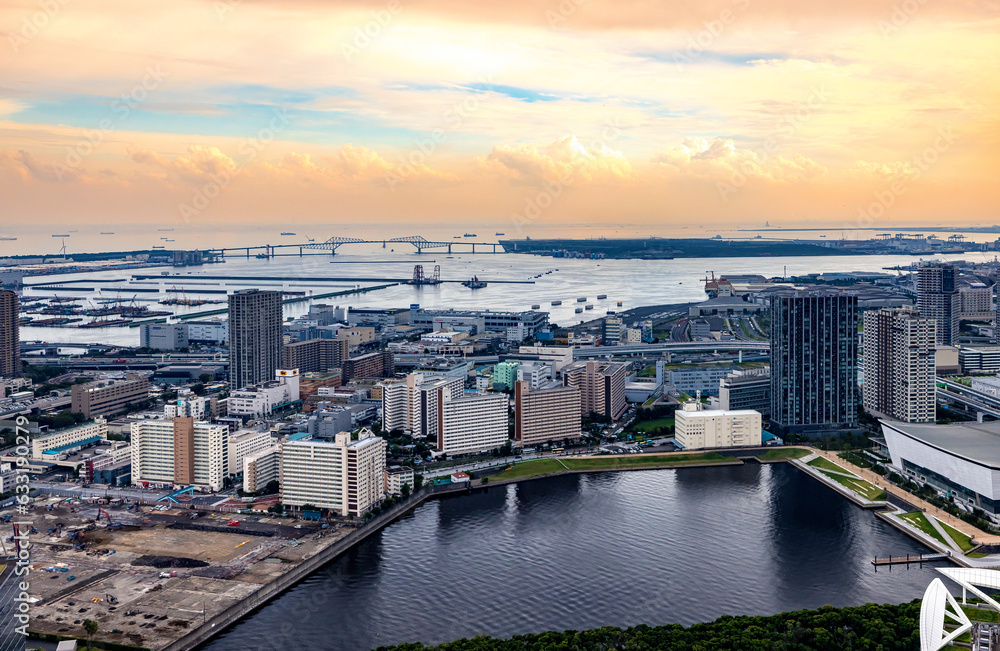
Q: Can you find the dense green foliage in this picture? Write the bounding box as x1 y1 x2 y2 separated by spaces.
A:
375 601 921 651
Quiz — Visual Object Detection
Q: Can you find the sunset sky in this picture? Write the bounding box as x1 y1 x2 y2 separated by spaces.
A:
1 0 998 233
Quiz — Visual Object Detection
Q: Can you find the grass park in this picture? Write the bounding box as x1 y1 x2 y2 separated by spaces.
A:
807 456 887 501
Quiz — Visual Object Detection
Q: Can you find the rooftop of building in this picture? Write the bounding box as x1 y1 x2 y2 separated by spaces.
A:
882 420 1000 468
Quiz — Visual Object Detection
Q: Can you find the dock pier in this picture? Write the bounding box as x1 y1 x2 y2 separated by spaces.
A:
872 552 951 567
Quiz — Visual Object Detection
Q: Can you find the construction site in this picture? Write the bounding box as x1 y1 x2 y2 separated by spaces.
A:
4 494 357 650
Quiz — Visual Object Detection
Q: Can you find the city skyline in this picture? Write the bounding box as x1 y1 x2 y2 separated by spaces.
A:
1 0 997 229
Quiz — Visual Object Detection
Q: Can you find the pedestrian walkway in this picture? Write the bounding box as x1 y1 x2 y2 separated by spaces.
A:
816 450 1000 545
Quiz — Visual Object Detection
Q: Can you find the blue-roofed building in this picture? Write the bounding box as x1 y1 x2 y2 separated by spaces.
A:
31 418 108 460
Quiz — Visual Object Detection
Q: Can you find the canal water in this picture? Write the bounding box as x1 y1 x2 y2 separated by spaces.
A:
201 463 938 651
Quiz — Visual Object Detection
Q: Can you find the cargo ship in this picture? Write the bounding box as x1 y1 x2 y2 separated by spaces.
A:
585 304 594 310
576 297 586 302
597 294 607 299
281 232 296 236
79 318 132 328
575 307 583 313
551 300 562 306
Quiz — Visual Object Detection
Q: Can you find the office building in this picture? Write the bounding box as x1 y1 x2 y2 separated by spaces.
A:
917 263 959 346
439 391 509 455
282 337 349 374
186 319 228 345
228 429 274 475
341 351 395 383
279 431 386 516
411 308 549 339
770 289 858 436
0 290 20 377
862 307 936 423
516 361 551 389
228 289 283 389
563 360 628 421
959 281 993 320
243 445 280 493
602 315 624 346
959 345 1000 373
719 368 770 419
516 345 574 372
131 417 228 491
670 365 738 396
71 375 150 419
493 361 520 391
227 369 300 417
674 399 762 450
514 381 581 447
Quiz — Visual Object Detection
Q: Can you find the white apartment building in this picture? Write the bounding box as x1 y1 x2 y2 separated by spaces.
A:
227 429 274 476
131 417 228 491
243 445 280 493
674 400 762 450
516 362 551 390
227 369 300 417
279 431 386 517
439 391 509 455
186 319 229 344
32 418 108 460
385 466 415 496
518 345 574 372
381 373 464 438
164 394 218 420
862 307 936 423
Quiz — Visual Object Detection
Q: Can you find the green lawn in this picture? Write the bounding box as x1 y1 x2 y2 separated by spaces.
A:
939 520 976 552
821 471 887 501
962 605 1000 623
562 452 731 472
489 458 565 481
756 448 810 461
632 417 675 433
808 457 851 474
637 365 656 377
897 512 949 546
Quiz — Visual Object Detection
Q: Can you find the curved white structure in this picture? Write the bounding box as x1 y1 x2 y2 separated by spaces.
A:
938 567 1000 612
919 577 972 651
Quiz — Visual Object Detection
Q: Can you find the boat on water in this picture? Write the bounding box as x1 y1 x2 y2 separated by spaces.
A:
281 232 296 236
531 304 540 309
165 239 175 242
617 301 623 307
463 233 476 237
79 318 132 328
597 294 607 299
585 304 594 310
0 237 16 241
576 297 586 302
551 300 562 305
52 234 69 237
158 228 174 232
575 307 583 313
255 253 270 259
461 276 488 289
453 235 462 238
100 232 114 235
495 232 505 236
152 246 165 249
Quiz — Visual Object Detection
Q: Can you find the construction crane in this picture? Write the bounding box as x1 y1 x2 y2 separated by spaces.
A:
96 508 113 524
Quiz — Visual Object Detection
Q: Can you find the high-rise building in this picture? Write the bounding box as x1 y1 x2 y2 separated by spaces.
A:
601 315 623 346
0 290 20 378
228 289 283 390
380 373 464 437
514 381 581 447
862 307 936 423
917 263 959 345
279 431 386 516
281 337 349 373
438 391 509 455
341 351 395 382
563 360 628 421
131 417 228 491
770 289 858 436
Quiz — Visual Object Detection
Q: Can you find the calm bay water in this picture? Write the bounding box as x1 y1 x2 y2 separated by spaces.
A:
201 464 939 651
